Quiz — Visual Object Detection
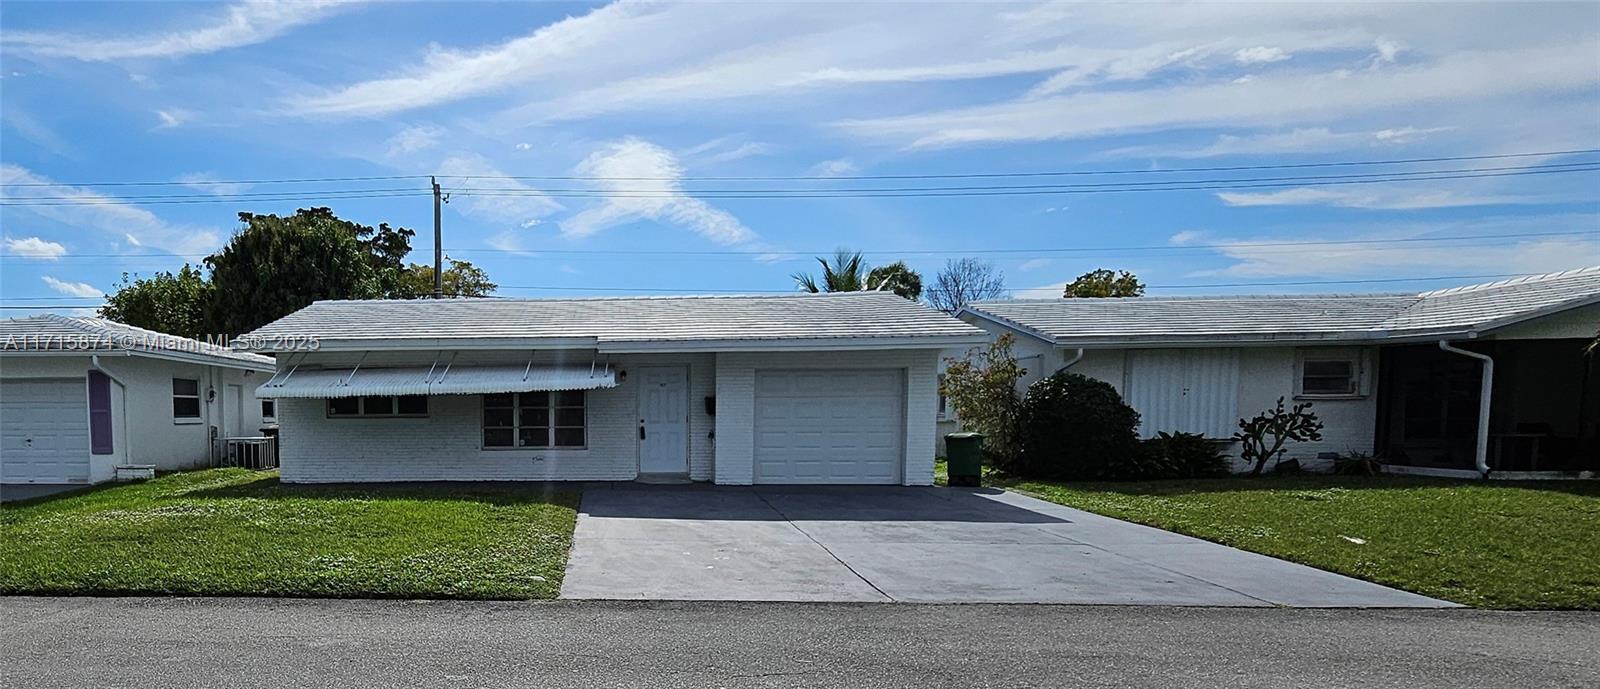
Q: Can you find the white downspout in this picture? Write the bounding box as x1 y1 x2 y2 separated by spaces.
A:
90 355 130 466
1438 340 1493 477
1057 348 1085 372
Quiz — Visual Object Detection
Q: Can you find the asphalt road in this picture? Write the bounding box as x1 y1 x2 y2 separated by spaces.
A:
3 597 1596 688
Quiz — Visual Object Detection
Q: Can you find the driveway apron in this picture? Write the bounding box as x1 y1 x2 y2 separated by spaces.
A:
560 484 1455 607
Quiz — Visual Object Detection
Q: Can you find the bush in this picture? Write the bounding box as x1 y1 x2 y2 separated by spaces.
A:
1016 372 1143 480
1143 431 1232 478
1234 397 1324 476
941 334 1027 465
1333 452 1384 476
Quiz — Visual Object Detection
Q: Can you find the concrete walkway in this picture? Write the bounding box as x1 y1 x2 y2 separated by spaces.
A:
561 484 1455 606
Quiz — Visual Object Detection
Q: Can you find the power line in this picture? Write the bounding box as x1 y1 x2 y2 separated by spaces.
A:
7 230 1594 262
7 160 1597 204
8 164 1596 208
8 147 1595 187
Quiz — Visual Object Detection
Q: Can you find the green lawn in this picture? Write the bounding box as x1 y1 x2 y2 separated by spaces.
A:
0 469 580 599
954 464 1600 609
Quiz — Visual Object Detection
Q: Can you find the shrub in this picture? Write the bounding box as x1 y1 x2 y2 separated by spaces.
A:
1333 452 1384 476
1233 397 1324 476
1143 431 1232 478
1016 372 1142 480
941 333 1027 465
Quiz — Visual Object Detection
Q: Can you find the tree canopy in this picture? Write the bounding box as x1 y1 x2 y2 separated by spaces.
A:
926 258 1006 313
98 264 213 341
396 259 498 299
793 249 924 300
99 206 496 338
1063 269 1144 298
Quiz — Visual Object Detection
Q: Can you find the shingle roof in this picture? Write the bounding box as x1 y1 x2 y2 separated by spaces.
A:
243 291 989 352
0 315 275 369
964 267 1600 346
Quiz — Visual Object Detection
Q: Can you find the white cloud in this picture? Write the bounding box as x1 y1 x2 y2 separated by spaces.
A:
1168 230 1204 246
1103 125 1456 159
703 141 773 165
1371 126 1451 143
3 236 68 259
42 276 102 298
840 41 1599 148
1233 46 1290 64
1215 186 1529 210
808 158 859 178
514 142 534 151
3 0 350 61
1374 38 1403 64
0 164 219 256
1197 230 1600 279
436 154 563 228
292 2 1411 119
384 125 445 158
561 137 755 245
175 172 251 196
1018 258 1052 272
154 109 191 129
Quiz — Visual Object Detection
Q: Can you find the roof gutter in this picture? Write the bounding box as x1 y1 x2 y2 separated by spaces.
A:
1057 347 1085 373
1438 339 1493 477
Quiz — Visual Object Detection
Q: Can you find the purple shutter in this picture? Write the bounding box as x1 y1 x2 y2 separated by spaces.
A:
87 370 113 455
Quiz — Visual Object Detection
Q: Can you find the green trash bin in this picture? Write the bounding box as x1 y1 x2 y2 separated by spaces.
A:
944 432 985 487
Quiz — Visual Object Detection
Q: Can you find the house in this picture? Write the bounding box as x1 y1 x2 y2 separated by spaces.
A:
958 268 1600 477
0 315 277 486
239 292 988 485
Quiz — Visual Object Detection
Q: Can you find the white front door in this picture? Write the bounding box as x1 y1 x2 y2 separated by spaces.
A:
226 384 245 437
0 379 91 484
638 366 689 474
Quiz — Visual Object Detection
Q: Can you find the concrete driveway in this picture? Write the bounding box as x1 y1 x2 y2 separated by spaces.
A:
561 484 1454 606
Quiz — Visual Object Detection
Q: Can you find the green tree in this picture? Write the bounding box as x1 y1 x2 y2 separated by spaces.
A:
205 208 395 336
940 333 1028 464
1233 397 1325 476
866 261 923 300
794 249 868 293
98 264 213 340
1063 269 1145 298
395 258 498 298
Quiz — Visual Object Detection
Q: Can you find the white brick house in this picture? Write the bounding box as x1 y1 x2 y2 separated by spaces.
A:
1 315 276 487
959 268 1600 477
243 292 986 485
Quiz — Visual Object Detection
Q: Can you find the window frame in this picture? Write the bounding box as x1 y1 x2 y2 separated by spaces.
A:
1294 351 1367 399
481 391 587 451
172 377 202 423
325 395 429 419
260 399 277 422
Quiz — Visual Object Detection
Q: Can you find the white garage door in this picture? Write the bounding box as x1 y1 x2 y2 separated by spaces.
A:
1125 349 1241 439
754 369 905 484
1 379 91 484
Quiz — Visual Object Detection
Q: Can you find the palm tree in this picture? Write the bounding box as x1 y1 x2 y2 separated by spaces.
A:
793 249 868 293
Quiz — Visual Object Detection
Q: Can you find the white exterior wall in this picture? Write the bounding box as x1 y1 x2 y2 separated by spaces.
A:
275 351 715 483
713 349 939 486
0 353 270 478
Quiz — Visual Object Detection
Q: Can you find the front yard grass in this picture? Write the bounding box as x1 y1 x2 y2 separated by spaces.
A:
0 469 580 599
938 462 1600 609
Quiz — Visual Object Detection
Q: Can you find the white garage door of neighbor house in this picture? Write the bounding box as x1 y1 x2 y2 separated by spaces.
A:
1125 349 1241 439
754 369 905 484
0 379 91 484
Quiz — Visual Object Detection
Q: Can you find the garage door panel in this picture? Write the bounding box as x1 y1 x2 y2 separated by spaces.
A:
754 369 904 485
1 379 91 484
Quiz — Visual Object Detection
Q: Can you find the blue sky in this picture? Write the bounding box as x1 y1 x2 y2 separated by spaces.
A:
2 1 1598 314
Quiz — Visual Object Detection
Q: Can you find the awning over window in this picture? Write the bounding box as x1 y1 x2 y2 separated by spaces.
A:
257 364 618 399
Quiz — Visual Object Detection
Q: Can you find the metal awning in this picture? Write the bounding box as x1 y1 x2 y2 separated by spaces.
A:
256 364 618 399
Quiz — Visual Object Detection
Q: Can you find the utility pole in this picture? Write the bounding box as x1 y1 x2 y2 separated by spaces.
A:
431 176 444 299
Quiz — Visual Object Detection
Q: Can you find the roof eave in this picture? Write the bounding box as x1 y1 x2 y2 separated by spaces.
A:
597 334 992 353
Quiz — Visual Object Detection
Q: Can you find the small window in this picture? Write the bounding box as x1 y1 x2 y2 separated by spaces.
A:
484 391 585 449
172 378 201 419
326 395 427 418
1301 359 1358 396
261 399 277 420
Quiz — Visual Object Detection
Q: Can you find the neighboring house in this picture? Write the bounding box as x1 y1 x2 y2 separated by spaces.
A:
958 268 1600 477
0 315 277 486
240 292 987 485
